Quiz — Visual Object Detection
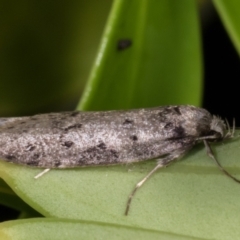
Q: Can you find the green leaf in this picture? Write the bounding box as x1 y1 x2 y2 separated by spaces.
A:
0 218 203 240
213 0 240 54
79 0 202 111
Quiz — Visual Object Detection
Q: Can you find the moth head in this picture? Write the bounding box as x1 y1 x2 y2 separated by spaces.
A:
209 116 226 141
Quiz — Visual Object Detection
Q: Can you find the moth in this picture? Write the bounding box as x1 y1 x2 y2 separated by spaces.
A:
0 105 238 215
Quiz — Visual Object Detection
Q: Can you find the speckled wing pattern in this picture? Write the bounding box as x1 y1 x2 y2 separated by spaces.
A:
0 105 213 168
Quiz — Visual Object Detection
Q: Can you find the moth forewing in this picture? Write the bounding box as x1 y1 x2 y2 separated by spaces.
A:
0 105 238 215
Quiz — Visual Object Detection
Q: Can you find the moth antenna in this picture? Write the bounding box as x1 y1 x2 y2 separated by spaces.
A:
34 168 51 179
203 140 240 183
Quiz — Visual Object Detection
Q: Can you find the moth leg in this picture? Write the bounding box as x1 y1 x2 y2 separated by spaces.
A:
34 168 50 179
125 150 187 216
203 140 240 183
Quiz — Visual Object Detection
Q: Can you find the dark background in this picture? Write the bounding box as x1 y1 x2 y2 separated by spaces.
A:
202 4 240 125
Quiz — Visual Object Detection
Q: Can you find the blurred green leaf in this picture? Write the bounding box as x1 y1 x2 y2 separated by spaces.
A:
79 0 202 111
0 0 112 115
213 0 240 54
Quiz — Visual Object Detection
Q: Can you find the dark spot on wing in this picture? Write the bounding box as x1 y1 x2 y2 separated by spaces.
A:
77 147 120 165
158 108 172 121
7 126 14 129
123 119 134 125
117 39 132 50
97 142 107 150
25 144 36 151
130 135 138 141
124 119 132 124
70 111 80 117
64 124 82 131
26 160 39 166
158 114 167 121
173 106 181 115
62 141 74 148
110 149 119 159
5 154 16 161
53 160 61 167
132 144 151 157
164 122 174 129
174 126 185 138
